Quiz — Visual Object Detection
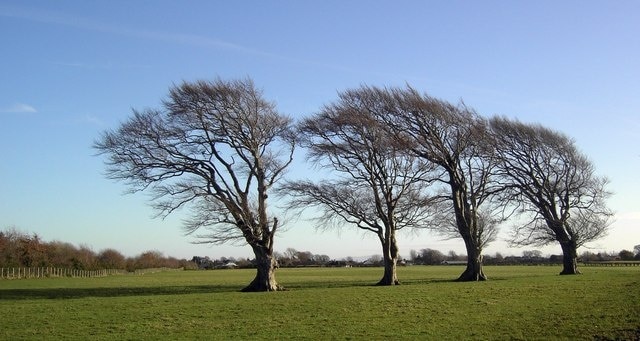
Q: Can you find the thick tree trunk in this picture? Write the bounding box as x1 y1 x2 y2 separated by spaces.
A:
559 240 581 275
377 236 400 286
242 244 282 292
448 178 487 281
377 255 399 286
457 238 487 282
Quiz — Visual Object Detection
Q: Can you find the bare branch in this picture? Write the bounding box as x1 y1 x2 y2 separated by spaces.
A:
94 77 295 249
489 116 613 250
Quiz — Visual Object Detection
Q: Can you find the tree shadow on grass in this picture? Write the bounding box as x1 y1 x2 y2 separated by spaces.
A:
282 277 481 290
0 275 512 300
0 284 240 300
400 276 509 285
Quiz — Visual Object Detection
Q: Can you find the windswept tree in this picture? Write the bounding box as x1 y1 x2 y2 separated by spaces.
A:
94 78 295 291
281 87 435 285
378 86 505 281
489 117 612 275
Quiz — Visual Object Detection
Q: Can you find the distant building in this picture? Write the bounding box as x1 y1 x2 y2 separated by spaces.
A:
441 260 467 265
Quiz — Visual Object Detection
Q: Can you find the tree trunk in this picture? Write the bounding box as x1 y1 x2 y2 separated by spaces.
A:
448 178 487 282
377 255 399 286
377 235 400 286
241 244 282 292
559 240 581 275
457 238 487 282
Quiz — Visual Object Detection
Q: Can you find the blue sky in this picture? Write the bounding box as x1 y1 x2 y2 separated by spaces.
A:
1 1 638 260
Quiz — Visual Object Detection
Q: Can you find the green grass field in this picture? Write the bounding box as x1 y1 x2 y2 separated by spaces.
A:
1 266 638 340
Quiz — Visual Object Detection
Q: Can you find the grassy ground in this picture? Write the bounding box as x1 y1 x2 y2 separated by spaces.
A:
0 266 638 340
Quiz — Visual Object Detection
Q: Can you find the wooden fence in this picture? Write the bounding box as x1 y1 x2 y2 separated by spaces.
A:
0 267 126 279
582 261 640 267
0 267 184 279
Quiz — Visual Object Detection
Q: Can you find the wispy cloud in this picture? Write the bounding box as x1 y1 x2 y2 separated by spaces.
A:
80 114 104 126
0 4 350 73
0 103 37 114
49 61 153 70
0 5 275 59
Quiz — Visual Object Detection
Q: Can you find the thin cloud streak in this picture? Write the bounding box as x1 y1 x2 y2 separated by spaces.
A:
49 61 153 70
80 114 105 127
0 5 275 59
0 4 357 74
0 103 37 113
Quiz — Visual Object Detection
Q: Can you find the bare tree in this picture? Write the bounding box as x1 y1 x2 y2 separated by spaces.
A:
377 86 505 281
489 117 613 275
97 248 127 269
94 78 294 291
281 87 436 285
420 248 446 265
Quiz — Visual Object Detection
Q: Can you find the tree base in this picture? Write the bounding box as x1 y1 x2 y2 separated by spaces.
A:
455 270 488 282
240 282 286 292
559 269 582 275
375 279 400 286
240 267 284 292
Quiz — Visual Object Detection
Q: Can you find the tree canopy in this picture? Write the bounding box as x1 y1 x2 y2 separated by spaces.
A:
282 87 436 285
95 78 294 291
489 116 613 274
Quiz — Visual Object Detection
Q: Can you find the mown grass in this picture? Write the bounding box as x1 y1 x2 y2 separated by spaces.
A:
0 266 638 340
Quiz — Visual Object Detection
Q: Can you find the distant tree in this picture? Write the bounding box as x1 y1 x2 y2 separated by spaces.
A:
17 233 48 267
409 249 419 262
580 251 598 262
281 87 436 285
296 251 314 266
283 248 298 265
366 254 383 266
635 245 640 260
97 248 126 269
522 250 543 259
420 248 446 265
0 228 22 267
45 241 78 268
71 245 97 270
135 250 164 269
94 78 295 291
549 254 563 263
314 254 331 265
618 250 635 261
596 252 617 261
489 117 613 275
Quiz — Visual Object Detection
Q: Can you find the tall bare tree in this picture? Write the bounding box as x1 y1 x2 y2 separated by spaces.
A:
377 86 505 281
281 87 435 285
489 117 612 275
94 78 294 291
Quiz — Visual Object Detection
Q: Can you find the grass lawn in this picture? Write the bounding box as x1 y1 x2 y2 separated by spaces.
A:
0 266 638 340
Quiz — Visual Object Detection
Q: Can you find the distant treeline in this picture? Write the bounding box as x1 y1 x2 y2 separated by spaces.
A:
193 247 640 270
0 228 196 271
3 228 637 272
409 248 640 266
